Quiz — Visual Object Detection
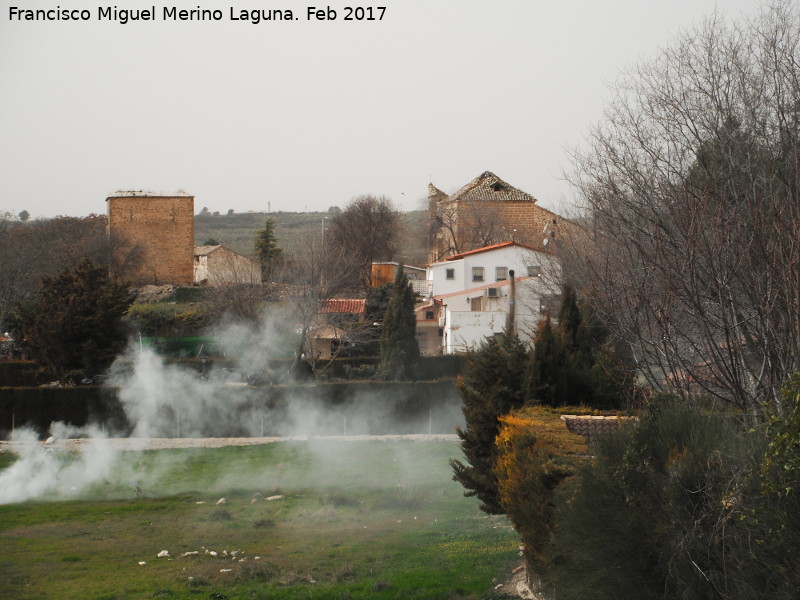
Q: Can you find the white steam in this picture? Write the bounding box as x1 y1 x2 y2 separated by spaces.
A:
0 423 120 504
0 306 461 505
112 347 265 439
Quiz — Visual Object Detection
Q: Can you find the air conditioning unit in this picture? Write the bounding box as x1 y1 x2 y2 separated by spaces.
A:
486 287 499 298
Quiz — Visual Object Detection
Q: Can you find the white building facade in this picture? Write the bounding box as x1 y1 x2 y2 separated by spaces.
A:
416 242 561 354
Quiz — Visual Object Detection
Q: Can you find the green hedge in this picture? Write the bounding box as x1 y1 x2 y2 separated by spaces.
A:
0 362 46 387
0 386 129 437
314 355 466 380
0 379 463 439
168 355 466 381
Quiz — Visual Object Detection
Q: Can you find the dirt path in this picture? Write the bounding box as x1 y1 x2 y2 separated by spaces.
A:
0 433 460 453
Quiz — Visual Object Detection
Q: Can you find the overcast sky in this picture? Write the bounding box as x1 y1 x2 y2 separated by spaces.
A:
0 0 764 219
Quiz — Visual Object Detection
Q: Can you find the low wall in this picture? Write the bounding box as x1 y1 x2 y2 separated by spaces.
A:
0 380 465 440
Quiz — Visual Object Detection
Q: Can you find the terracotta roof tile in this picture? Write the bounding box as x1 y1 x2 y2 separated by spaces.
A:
447 171 537 204
560 415 636 447
319 298 367 314
445 241 548 261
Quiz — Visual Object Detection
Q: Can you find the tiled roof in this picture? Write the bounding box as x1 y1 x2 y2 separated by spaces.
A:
560 415 636 447
319 298 367 314
414 298 442 312
444 241 544 261
447 171 537 204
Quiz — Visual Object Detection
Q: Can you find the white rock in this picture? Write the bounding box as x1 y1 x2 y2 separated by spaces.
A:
157 550 169 558
216 498 226 505
265 495 283 501
220 568 232 573
138 561 147 566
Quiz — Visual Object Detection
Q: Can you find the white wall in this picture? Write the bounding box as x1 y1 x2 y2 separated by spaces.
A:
437 276 557 354
427 244 560 298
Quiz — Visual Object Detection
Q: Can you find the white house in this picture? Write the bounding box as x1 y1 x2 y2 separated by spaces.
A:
426 241 560 297
416 242 561 354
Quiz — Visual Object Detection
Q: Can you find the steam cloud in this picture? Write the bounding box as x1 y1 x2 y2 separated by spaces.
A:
0 309 460 504
0 424 120 504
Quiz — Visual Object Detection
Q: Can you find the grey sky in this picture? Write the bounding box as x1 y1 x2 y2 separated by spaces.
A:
0 0 763 219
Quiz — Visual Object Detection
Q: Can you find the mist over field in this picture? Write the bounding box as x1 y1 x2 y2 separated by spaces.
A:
0 332 462 504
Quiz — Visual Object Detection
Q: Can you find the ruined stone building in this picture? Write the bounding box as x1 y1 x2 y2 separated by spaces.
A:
106 191 195 286
194 244 260 286
427 171 575 262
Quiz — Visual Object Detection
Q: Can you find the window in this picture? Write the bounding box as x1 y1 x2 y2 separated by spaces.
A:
425 311 434 320
472 267 484 282
445 268 455 280
471 297 482 311
526 264 541 277
495 266 508 281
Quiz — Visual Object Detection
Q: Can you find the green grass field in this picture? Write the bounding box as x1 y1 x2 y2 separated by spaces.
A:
0 440 519 599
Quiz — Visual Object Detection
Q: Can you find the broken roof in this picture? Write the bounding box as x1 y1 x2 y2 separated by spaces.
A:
106 190 193 199
446 171 537 204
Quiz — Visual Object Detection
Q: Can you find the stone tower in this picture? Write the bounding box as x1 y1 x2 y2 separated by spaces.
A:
106 191 195 286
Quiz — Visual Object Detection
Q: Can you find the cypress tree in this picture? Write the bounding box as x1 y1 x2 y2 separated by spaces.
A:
379 265 420 380
528 286 634 409
527 314 570 406
451 331 529 514
253 218 282 282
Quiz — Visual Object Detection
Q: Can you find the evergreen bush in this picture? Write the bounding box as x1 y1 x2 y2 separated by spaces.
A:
450 331 529 514
542 396 800 600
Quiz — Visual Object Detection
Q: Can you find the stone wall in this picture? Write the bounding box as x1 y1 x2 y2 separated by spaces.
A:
433 200 574 260
107 194 195 285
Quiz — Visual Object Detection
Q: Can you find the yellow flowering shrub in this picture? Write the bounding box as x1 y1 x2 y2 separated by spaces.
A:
494 406 590 567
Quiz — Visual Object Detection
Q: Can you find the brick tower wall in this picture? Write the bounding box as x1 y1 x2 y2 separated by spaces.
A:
432 200 573 261
106 195 195 285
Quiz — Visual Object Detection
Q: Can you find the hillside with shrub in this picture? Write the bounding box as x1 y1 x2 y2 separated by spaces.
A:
195 209 428 266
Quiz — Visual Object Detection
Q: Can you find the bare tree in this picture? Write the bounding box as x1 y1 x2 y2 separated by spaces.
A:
430 201 509 261
327 195 401 291
0 215 141 327
566 2 799 411
279 232 363 369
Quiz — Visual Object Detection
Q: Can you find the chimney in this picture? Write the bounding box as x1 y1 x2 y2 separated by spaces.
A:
506 269 516 333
